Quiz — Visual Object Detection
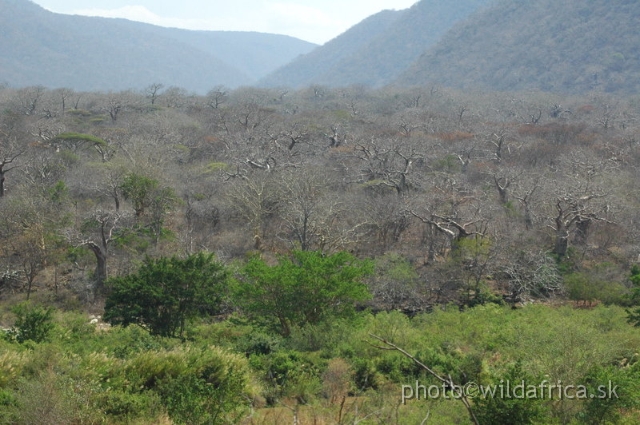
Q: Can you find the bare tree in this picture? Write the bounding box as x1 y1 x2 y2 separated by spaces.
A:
144 83 164 106
0 123 27 197
0 150 24 197
353 139 424 195
15 86 46 116
206 85 228 109
549 193 611 257
224 173 281 250
76 211 127 294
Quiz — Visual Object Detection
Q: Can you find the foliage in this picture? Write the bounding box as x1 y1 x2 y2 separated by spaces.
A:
120 173 159 217
473 361 548 425
4 303 54 344
53 132 108 147
103 252 229 338
566 272 628 306
249 350 322 404
625 265 640 326
577 363 636 425
234 250 373 336
0 302 640 423
126 346 253 425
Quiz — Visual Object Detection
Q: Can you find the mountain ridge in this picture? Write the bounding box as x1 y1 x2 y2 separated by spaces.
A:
259 0 492 88
0 0 316 92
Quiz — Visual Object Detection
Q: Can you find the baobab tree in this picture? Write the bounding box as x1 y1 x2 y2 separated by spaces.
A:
0 151 23 197
549 193 611 257
0 131 26 197
76 210 127 295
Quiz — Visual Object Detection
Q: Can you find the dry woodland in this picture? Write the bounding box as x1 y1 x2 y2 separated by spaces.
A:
1 84 640 424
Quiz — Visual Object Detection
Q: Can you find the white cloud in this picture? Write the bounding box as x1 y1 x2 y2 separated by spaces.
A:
71 6 215 31
268 3 335 26
265 2 350 42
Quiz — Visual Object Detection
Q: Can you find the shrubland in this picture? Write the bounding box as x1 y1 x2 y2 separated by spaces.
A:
1 83 640 423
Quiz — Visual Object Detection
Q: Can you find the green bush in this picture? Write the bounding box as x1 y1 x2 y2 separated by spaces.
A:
352 358 381 392
233 250 372 337
250 350 322 404
5 304 54 344
578 362 640 425
565 272 627 305
157 347 252 425
235 331 281 356
474 361 548 425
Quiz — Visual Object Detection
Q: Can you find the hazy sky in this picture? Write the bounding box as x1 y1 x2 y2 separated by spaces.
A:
31 0 417 44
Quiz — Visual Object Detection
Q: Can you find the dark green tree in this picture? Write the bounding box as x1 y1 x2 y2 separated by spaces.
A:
103 252 228 338
234 250 373 337
625 265 640 326
474 361 547 425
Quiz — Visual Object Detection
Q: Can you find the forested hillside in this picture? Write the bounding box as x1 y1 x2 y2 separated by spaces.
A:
399 0 640 94
259 10 403 88
260 0 491 88
2 82 640 423
0 0 316 92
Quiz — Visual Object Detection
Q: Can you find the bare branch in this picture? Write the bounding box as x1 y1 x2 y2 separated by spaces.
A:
368 334 480 425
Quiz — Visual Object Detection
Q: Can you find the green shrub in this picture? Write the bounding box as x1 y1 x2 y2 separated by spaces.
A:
5 304 54 344
352 358 381 392
235 331 281 356
578 362 640 425
158 346 255 424
565 272 627 305
251 350 322 404
474 361 548 425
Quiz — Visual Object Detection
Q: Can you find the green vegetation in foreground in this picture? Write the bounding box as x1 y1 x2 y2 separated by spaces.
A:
1 302 640 424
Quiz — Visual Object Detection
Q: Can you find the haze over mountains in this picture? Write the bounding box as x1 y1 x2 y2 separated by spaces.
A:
2 0 640 94
0 0 316 93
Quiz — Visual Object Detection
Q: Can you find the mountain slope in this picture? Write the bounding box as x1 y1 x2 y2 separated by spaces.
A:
398 0 640 94
163 29 316 82
0 0 316 92
259 9 403 88
259 0 492 88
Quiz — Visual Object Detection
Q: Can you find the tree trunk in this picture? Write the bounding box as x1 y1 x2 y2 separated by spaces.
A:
278 315 291 337
87 242 108 293
523 205 533 230
574 218 590 245
0 170 5 197
554 228 569 258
